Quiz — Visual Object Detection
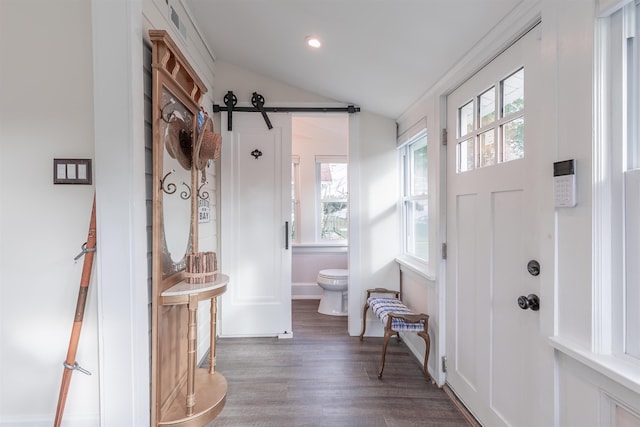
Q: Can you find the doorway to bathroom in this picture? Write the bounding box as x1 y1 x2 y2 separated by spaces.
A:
290 114 349 319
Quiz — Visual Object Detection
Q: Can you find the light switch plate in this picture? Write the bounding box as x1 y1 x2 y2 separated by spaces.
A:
53 159 92 185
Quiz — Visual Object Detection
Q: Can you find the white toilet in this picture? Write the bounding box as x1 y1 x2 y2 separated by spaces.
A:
317 269 349 316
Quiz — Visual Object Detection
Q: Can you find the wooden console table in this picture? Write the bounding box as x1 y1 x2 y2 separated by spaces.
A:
159 273 229 426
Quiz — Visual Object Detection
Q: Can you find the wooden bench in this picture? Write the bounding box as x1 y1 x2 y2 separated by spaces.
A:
359 288 431 381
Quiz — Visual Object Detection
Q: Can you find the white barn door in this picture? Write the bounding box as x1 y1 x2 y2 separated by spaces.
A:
220 112 292 337
445 27 547 426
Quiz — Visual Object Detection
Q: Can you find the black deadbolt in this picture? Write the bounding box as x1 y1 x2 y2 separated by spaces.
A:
527 260 540 276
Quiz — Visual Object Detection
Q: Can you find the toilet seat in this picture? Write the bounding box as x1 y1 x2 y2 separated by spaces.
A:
317 269 348 284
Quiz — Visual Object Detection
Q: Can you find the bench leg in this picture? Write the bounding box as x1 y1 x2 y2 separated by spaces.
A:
418 331 431 381
359 301 370 341
378 329 397 378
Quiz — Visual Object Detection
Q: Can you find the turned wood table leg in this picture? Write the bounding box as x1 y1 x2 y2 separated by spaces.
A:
209 297 217 374
186 294 198 416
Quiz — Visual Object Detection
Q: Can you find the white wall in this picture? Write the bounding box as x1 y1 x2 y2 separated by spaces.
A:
398 266 439 379
212 61 335 110
0 2 100 425
394 69 447 385
551 0 594 344
91 0 150 423
347 111 399 336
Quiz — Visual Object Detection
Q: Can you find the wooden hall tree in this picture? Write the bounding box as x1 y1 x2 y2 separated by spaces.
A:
149 30 227 426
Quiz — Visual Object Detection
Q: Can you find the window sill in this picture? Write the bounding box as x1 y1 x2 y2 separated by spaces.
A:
292 243 348 254
395 256 435 281
549 336 640 395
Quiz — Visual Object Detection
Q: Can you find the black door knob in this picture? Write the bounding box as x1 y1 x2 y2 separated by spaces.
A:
518 294 540 311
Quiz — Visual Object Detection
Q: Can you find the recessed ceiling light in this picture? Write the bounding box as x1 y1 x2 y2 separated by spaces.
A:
306 36 322 49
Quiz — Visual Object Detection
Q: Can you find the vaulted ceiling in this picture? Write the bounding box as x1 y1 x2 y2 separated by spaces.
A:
184 0 526 119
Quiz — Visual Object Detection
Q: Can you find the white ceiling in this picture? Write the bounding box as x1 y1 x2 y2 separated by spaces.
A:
183 0 525 119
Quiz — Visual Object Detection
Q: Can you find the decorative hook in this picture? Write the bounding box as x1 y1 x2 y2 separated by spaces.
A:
251 149 263 160
160 170 177 194
198 182 210 200
180 182 191 200
160 98 177 123
161 170 191 199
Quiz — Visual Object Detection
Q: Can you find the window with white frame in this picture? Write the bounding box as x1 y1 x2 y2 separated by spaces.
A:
400 129 428 262
316 156 348 241
596 0 640 360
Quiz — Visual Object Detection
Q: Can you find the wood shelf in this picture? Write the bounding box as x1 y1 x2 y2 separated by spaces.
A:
159 369 227 427
160 273 228 305
159 274 229 426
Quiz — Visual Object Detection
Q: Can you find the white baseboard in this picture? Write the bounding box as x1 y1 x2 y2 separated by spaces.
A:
0 414 99 427
292 295 321 300
401 331 434 379
361 314 385 337
292 282 321 300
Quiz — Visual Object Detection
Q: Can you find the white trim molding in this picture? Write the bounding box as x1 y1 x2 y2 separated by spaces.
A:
550 336 640 395
92 0 150 425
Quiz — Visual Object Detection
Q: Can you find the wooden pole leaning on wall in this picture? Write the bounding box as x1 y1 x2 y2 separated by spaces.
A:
54 195 97 427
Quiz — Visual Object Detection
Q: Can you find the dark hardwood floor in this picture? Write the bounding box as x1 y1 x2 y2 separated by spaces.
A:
206 299 472 427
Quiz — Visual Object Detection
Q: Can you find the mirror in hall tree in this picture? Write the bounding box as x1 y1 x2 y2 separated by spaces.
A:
160 86 195 278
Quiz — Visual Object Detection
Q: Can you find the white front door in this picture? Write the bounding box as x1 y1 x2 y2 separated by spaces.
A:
220 112 292 337
445 26 547 426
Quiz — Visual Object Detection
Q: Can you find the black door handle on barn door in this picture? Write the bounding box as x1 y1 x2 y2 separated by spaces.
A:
285 221 289 250
517 294 540 311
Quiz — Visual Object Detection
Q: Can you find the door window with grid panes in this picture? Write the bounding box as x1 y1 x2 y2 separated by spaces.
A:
457 68 524 172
